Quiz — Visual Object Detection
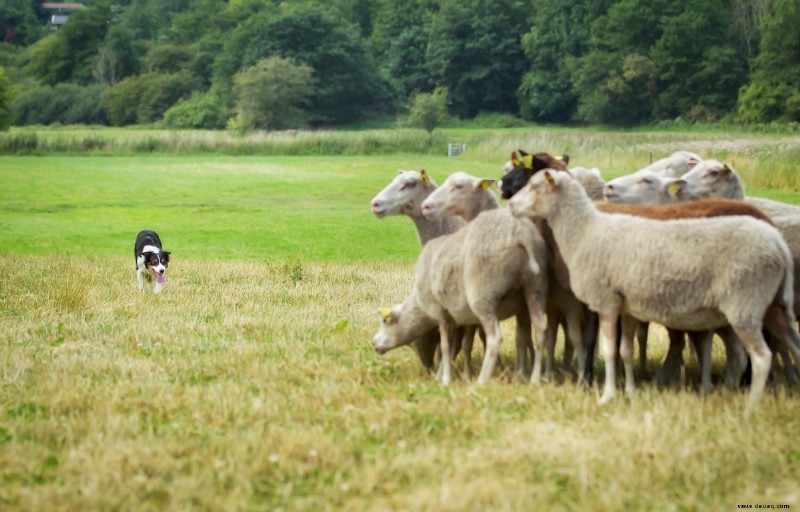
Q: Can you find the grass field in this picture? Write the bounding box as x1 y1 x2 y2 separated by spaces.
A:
3 127 800 510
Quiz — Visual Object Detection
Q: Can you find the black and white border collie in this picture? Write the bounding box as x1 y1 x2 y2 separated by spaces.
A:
135 230 170 293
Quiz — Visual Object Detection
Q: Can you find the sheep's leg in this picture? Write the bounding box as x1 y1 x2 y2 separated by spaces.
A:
582 309 599 384
438 322 455 386
562 317 575 370
763 303 800 385
476 315 502 385
461 326 477 380
543 306 561 381
688 330 714 394
720 327 747 389
514 308 533 379
636 321 649 376
655 329 686 387
564 308 586 382
620 315 637 398
732 325 772 409
598 312 619 405
526 294 548 387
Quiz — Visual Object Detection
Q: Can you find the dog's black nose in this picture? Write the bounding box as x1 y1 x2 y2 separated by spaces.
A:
159 269 165 273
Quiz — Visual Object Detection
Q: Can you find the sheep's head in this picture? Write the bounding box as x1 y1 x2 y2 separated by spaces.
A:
371 170 434 217
671 160 742 201
509 170 564 219
603 171 676 205
500 150 568 199
372 302 436 355
421 171 495 219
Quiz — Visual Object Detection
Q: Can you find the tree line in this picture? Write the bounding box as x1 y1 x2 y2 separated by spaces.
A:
0 0 797 131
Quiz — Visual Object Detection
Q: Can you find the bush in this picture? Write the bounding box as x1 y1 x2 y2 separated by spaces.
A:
737 80 795 123
408 87 449 134
105 71 197 126
11 83 107 125
231 56 315 131
163 93 229 129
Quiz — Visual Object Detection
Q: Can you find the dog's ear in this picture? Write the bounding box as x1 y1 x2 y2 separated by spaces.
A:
161 252 171 265
141 251 153 262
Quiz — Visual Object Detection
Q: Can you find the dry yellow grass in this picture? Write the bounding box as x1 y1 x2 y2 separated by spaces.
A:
2 255 800 510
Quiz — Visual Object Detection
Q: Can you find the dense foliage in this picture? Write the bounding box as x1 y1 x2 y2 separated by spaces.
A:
0 0 797 128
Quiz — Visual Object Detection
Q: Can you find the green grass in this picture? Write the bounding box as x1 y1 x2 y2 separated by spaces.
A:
0 154 499 262
3 128 800 510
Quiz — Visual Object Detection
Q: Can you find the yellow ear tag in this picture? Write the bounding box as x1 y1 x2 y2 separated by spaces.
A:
378 307 393 320
544 172 556 187
480 180 493 190
522 154 534 170
555 155 564 161
511 152 520 166
667 182 682 197
420 170 430 185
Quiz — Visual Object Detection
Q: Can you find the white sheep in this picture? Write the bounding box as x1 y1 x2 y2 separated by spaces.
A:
570 167 606 201
371 169 464 245
421 171 588 382
670 160 745 202
602 151 703 204
509 170 800 408
371 169 465 371
603 171 678 205
373 208 549 386
637 150 703 178
421 171 499 221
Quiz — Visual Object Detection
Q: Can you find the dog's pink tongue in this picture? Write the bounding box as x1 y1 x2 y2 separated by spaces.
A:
156 273 166 285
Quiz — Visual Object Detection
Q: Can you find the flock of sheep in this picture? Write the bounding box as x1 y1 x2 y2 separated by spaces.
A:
369 150 800 409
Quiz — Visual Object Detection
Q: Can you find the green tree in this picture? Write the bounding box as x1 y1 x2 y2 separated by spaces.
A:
517 0 612 123
231 56 315 131
426 0 530 118
0 0 41 46
0 66 14 129
92 24 141 85
737 0 800 122
27 1 113 85
143 44 194 73
234 4 392 124
651 2 747 120
408 86 449 134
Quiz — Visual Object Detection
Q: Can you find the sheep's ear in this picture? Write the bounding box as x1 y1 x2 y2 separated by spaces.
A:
722 164 732 174
560 154 570 164
667 180 685 198
518 149 529 157
478 179 495 190
521 154 534 170
378 307 394 322
420 169 431 186
544 171 557 188
687 157 700 170
511 151 520 167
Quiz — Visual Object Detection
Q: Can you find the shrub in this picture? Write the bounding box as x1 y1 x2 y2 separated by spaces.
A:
163 93 229 129
0 67 13 130
231 56 315 131
11 83 107 125
105 71 197 126
408 87 449 134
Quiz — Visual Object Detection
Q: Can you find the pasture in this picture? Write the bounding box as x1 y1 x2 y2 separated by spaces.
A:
3 127 800 510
